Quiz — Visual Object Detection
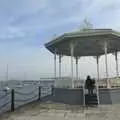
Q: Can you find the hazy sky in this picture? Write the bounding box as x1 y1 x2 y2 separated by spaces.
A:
0 0 120 80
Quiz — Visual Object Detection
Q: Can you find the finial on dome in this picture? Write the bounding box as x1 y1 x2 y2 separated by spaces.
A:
79 18 93 31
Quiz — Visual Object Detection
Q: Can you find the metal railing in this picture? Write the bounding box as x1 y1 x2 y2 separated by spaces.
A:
54 77 120 88
0 92 10 111
0 86 52 114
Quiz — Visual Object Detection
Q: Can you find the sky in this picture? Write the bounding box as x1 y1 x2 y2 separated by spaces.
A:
0 0 120 80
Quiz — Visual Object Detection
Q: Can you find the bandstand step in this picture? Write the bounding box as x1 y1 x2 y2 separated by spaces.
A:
85 94 98 105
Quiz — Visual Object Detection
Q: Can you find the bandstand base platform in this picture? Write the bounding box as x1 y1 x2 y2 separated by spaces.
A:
51 87 120 105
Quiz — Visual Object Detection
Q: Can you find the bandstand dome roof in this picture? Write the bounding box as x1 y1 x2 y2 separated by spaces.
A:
45 29 120 57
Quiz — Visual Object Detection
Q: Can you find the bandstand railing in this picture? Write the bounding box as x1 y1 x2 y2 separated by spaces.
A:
53 77 120 88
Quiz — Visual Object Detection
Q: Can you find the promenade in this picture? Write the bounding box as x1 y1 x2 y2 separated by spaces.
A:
1 102 120 120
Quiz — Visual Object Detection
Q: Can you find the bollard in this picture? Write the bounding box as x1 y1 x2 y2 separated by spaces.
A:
11 89 14 112
38 86 41 101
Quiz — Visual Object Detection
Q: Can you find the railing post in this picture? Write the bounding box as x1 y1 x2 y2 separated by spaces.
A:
38 86 41 101
83 83 85 107
51 86 54 96
11 89 14 112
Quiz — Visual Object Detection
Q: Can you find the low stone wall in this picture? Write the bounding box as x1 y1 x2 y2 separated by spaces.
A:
99 88 120 104
52 88 83 105
99 89 112 104
110 88 120 104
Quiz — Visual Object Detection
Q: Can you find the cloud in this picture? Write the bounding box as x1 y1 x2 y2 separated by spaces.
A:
1 0 120 42
0 26 25 39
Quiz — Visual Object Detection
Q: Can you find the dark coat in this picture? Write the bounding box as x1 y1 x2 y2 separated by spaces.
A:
85 78 92 89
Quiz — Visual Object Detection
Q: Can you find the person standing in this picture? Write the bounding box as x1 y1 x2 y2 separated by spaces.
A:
92 78 96 94
85 75 93 95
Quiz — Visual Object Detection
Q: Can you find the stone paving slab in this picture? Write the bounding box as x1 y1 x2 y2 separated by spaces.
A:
1 103 120 120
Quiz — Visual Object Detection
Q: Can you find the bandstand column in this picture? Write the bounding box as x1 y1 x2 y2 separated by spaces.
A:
96 56 100 81
54 50 57 86
76 56 79 81
59 54 62 80
70 44 74 88
104 41 110 88
54 50 57 79
115 51 119 77
96 56 100 105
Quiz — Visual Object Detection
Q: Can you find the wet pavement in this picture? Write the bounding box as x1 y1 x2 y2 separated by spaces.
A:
1 103 120 120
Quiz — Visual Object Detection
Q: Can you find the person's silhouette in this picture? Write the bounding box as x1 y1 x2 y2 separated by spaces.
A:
85 75 93 95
